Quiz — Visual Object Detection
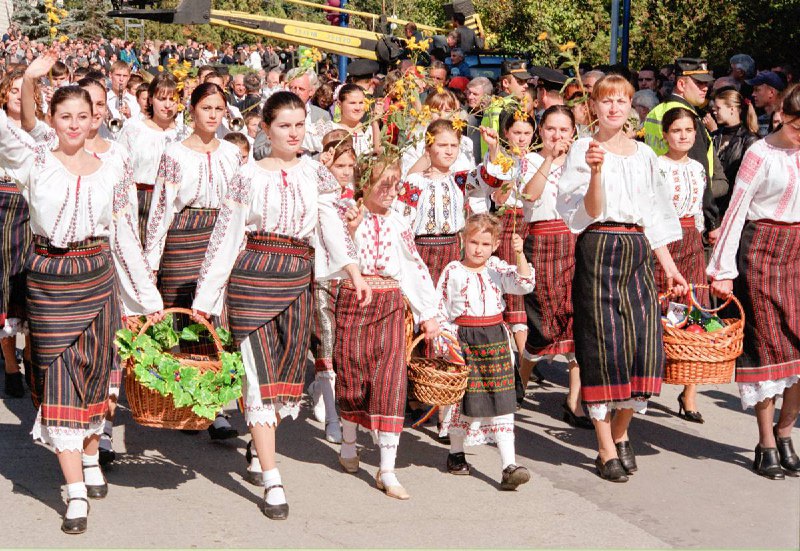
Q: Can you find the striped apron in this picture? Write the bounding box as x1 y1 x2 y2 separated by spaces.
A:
496 208 527 327
135 183 155 246
0 182 31 327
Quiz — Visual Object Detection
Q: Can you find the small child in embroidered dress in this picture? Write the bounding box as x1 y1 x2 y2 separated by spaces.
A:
436 213 535 490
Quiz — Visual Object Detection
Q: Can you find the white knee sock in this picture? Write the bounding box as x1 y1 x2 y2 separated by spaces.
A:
82 452 105 486
263 468 286 505
317 373 338 424
449 430 465 454
496 431 516 469
340 419 358 459
378 431 401 486
65 482 88 519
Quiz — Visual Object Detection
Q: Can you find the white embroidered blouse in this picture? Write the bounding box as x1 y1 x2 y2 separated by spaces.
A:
192 156 357 316
351 208 439 323
0 110 163 315
393 171 468 235
557 137 682 249
400 130 476 177
145 139 241 269
436 257 535 326
707 139 800 280
657 156 706 232
117 118 190 186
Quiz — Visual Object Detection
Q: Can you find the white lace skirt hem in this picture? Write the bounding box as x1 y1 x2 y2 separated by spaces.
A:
445 409 515 447
586 398 648 421
30 409 104 453
241 338 300 428
739 375 800 409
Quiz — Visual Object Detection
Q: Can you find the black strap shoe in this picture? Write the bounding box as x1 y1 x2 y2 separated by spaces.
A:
500 464 530 490
753 444 785 480
262 485 289 520
773 427 800 476
562 401 594 430
595 456 628 483
61 497 89 535
208 415 239 440
82 464 108 499
446 452 471 475
615 441 638 474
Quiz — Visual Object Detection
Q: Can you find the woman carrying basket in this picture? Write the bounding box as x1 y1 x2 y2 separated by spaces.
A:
191 91 370 519
334 155 440 500
436 213 534 489
708 85 800 480
557 75 687 483
0 87 163 534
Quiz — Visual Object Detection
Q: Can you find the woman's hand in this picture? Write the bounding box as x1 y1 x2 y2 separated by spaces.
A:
511 233 524 255
666 270 689 297
148 310 167 324
586 140 605 172
480 126 500 159
191 309 210 323
320 147 334 168
344 200 365 235
421 318 441 340
23 46 57 81
703 113 718 133
710 278 733 300
553 137 572 158
349 271 373 307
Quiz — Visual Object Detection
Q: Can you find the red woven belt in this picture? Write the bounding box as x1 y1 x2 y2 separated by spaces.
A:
679 216 696 229
586 222 643 233
341 275 399 291
528 219 570 236
754 219 800 229
136 183 155 191
33 237 104 257
245 235 313 259
0 181 18 192
454 313 504 327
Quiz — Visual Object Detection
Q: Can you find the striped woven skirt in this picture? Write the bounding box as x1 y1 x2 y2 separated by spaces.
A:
415 233 461 286
334 276 406 434
734 220 800 382
314 279 340 374
573 224 664 404
26 238 121 452
496 209 527 327
158 207 221 354
227 232 313 425
136 184 155 245
654 217 709 303
523 219 576 357
0 185 32 330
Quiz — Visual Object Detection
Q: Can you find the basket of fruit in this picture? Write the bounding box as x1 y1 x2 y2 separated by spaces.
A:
660 285 744 385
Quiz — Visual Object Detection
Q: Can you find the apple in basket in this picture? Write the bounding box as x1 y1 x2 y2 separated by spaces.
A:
684 324 705 334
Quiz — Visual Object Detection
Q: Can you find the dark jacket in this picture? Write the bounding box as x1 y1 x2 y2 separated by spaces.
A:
712 124 759 216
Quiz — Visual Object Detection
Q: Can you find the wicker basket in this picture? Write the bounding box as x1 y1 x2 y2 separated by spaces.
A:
406 333 470 406
661 285 744 385
124 307 225 430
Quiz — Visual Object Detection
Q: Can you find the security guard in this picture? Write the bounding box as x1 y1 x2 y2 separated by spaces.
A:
479 59 532 156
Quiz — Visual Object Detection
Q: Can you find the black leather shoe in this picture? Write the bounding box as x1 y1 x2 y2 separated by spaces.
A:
753 444 785 480
98 448 116 466
261 485 289 520
208 416 239 440
61 497 89 535
615 441 638 474
4 371 24 398
595 456 628 483
562 402 594 429
83 465 108 499
447 452 471 475
773 427 800 476
677 391 704 423
500 464 530 490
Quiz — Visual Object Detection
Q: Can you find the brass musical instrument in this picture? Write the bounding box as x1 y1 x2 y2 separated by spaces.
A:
108 83 125 134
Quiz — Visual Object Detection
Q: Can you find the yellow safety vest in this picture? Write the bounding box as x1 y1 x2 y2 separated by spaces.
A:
643 100 714 179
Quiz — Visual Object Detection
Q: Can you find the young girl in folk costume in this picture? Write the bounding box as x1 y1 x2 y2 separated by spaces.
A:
145 82 242 440
0 67 41 399
334 156 440 500
332 84 381 157
0 87 162 534
471 113 536 373
557 75 687 482
308 129 357 443
437 214 534 489
191 91 370 519
655 107 711 424
708 86 800 480
118 73 189 243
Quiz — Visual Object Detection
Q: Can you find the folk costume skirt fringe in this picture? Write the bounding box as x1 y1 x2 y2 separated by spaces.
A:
135 184 154 246
654 217 709 303
445 315 516 446
0 184 32 334
734 221 800 408
496 209 527 329
227 232 313 427
333 277 406 435
314 279 340 375
26 238 121 452
158 207 221 355
573 224 664 407
523 219 576 358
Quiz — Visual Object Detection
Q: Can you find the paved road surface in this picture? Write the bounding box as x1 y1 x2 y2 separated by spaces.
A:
1 360 798 548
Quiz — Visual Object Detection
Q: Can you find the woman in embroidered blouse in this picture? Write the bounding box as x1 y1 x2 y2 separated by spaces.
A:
334 156 440 500
0 86 162 534
708 86 800 480
557 74 687 483
654 107 711 424
331 84 381 157
191 91 370 519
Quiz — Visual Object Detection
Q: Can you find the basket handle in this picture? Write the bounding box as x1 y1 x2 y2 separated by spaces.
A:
135 307 225 354
662 284 744 317
406 331 460 364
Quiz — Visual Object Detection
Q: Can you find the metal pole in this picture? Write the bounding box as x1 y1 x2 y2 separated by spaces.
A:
621 0 631 67
337 0 349 81
609 0 620 65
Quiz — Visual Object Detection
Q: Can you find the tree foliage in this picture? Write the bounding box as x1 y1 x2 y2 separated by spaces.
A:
62 0 121 40
12 1 51 40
